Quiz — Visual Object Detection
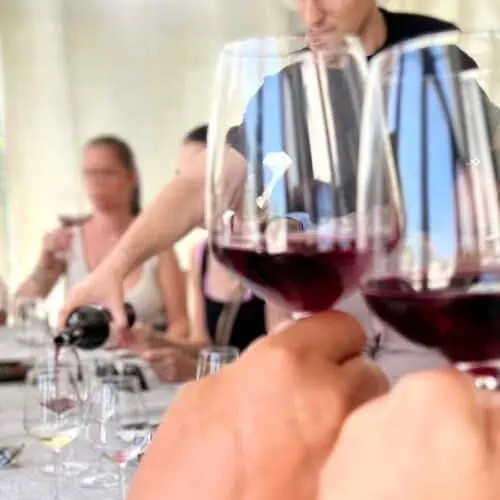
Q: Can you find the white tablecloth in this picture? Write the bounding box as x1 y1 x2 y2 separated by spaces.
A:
0 327 181 499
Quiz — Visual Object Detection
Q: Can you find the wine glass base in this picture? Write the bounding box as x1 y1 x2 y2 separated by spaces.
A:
81 471 118 489
455 361 500 391
42 461 90 477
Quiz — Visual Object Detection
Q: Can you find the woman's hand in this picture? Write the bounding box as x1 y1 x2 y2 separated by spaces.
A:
39 227 72 271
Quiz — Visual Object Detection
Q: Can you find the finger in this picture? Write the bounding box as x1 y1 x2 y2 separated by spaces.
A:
109 294 127 337
338 355 389 409
263 310 367 364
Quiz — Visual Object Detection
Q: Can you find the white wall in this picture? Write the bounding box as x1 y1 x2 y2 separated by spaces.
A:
380 0 500 29
0 0 289 289
1 0 500 287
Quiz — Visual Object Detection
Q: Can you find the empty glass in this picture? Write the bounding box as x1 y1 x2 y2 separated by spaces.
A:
85 375 151 499
196 346 240 379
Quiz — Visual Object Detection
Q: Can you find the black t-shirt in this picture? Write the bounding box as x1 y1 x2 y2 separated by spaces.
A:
226 9 500 216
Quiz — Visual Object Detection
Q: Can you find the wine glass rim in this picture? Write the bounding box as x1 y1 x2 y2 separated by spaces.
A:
370 29 500 70
219 35 365 59
199 346 240 360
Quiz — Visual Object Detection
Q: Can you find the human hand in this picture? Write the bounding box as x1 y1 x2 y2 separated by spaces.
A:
124 323 170 353
319 370 500 500
39 227 72 270
128 311 388 500
140 347 196 382
58 260 127 342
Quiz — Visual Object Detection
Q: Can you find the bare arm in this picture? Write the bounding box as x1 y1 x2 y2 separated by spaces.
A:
60 147 246 332
157 250 189 340
107 175 205 281
15 266 62 299
16 229 69 299
101 147 246 279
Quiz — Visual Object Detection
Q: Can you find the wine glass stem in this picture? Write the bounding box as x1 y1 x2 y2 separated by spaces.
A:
53 449 62 500
118 463 127 500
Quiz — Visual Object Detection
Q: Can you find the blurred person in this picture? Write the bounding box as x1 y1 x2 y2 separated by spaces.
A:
129 312 500 500
17 135 188 340
132 126 288 382
60 1 478 381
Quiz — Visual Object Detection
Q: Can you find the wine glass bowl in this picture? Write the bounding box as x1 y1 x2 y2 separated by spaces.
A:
207 36 382 313
85 375 150 499
357 30 500 384
23 365 84 499
196 346 240 379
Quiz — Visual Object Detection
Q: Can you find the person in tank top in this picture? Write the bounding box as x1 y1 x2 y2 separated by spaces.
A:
16 135 188 340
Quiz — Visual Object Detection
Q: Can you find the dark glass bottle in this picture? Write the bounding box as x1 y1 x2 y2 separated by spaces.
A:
53 303 136 350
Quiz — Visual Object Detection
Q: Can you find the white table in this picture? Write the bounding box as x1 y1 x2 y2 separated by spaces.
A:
0 327 180 499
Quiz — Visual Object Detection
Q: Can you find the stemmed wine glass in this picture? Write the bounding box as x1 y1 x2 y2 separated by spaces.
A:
85 375 151 499
24 364 85 500
207 36 385 314
55 187 91 265
13 296 51 348
196 346 240 379
37 353 92 477
357 30 500 389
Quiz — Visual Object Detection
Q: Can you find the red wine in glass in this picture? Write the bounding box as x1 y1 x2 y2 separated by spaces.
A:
58 214 91 228
212 236 375 312
363 271 500 364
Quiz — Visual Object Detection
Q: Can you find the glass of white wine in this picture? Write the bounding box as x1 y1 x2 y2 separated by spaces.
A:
23 365 84 500
85 375 151 500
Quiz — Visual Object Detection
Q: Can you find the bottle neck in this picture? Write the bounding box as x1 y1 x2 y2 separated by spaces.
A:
54 326 84 347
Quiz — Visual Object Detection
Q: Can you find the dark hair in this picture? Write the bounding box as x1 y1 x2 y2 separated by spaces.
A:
85 135 141 216
183 124 208 145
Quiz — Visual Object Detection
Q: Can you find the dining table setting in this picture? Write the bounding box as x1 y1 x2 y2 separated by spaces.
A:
0 322 181 500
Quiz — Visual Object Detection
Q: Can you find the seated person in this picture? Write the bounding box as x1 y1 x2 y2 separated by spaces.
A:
133 126 288 382
16 135 188 341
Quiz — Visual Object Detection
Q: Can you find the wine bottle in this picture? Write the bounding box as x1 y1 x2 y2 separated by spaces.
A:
53 303 136 350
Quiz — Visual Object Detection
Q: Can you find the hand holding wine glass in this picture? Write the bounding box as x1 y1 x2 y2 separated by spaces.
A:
128 312 388 500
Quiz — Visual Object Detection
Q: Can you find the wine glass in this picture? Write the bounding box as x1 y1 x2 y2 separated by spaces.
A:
206 36 377 314
357 30 500 389
57 188 91 229
37 353 92 477
55 187 91 264
24 365 84 500
13 297 51 348
196 346 240 379
85 375 151 499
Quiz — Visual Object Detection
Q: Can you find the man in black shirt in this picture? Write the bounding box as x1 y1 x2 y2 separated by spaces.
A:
61 3 489 382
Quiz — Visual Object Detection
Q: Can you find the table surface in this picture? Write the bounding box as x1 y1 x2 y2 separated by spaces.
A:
0 327 180 499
